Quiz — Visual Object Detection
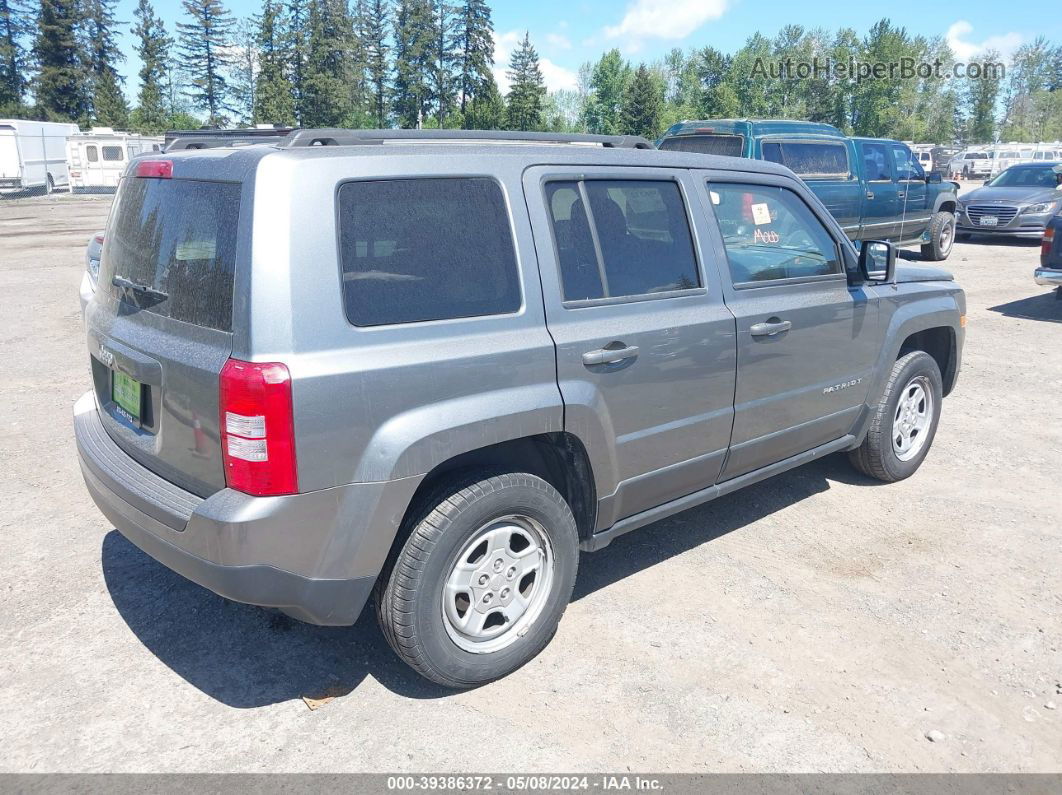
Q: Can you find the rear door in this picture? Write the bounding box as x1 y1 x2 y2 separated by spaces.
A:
86 171 244 496
855 140 900 240
523 166 737 527
695 173 879 479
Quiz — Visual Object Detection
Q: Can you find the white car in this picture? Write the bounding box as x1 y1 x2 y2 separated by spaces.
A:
949 151 992 179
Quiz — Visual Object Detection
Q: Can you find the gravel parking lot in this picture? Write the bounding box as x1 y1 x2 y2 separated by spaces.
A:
2 190 1060 773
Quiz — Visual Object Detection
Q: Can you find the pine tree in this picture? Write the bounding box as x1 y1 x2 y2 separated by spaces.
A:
254 0 295 125
583 49 629 135
465 68 503 129
0 0 31 110
177 0 236 126
393 0 433 128
427 0 457 126
130 0 170 133
286 0 309 123
301 0 353 126
33 0 88 122
84 0 129 128
505 32 545 131
456 0 492 118
966 48 1002 143
358 0 389 126
619 63 662 139
230 17 257 124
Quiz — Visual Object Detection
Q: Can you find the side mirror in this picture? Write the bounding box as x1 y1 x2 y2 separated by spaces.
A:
926 172 942 184
859 240 896 283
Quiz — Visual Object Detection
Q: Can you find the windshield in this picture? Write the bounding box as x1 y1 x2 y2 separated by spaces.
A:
986 167 1062 189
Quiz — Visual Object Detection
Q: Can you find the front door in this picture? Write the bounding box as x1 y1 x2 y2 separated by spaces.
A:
523 166 737 528
891 143 930 242
697 174 880 480
856 140 899 240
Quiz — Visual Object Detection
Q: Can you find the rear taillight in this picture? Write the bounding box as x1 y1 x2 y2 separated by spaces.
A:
135 159 172 178
1043 227 1055 261
219 359 298 496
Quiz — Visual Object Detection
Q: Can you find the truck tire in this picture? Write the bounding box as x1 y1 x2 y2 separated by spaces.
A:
920 211 955 261
849 351 943 483
376 472 579 688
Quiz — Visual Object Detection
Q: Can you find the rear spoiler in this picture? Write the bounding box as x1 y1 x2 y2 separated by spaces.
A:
165 135 288 151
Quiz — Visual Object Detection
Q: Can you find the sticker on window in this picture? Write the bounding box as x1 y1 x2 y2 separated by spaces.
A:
751 203 772 225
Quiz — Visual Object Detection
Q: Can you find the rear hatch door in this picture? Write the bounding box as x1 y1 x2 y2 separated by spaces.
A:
86 169 243 497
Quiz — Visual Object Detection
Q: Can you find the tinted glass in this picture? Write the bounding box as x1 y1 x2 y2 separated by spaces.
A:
338 178 521 326
764 142 850 178
659 134 744 157
987 167 1060 188
86 146 98 162
861 142 893 181
708 183 842 283
547 180 700 301
102 146 124 161
104 177 241 331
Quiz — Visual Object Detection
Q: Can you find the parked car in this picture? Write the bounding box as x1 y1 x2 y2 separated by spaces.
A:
956 163 1062 240
75 129 966 688
658 120 959 261
1035 214 1062 299
80 231 104 318
948 150 992 179
0 119 79 195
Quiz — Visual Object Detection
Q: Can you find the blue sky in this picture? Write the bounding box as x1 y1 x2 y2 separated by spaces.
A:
112 0 1060 100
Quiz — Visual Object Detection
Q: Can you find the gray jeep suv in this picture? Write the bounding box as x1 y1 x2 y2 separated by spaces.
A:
75 129 965 688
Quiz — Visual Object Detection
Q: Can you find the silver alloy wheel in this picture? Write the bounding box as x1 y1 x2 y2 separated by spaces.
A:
938 216 954 254
892 375 933 461
442 514 555 654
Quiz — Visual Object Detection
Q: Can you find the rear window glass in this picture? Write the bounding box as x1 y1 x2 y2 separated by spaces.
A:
659 134 744 157
102 146 123 161
337 178 521 326
104 178 241 332
761 142 850 178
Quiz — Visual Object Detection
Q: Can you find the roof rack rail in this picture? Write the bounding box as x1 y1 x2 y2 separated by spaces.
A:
277 128 655 149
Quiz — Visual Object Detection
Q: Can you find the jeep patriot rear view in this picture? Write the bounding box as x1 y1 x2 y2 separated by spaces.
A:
75 129 965 688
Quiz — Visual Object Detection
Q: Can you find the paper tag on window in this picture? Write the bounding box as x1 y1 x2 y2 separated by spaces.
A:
709 190 721 205
751 203 771 225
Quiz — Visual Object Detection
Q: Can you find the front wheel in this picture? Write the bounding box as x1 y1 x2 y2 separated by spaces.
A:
849 351 943 482
920 211 955 261
376 472 579 688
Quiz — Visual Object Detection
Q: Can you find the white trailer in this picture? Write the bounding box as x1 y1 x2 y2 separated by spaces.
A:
66 129 164 191
0 119 80 194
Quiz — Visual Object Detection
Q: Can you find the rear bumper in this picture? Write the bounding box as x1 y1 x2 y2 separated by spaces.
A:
1034 268 1062 287
74 391 419 625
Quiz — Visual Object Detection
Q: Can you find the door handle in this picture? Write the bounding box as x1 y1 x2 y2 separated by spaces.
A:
750 320 792 337
897 191 906 199
865 191 874 200
582 345 639 366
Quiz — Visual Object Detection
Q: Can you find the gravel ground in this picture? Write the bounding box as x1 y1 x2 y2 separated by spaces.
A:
1 191 1059 773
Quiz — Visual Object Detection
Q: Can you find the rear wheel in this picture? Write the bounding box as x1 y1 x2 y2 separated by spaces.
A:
849 351 943 482
376 472 579 688
920 211 955 261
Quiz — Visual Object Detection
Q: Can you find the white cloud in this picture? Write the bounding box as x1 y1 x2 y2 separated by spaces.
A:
946 20 1022 61
493 30 580 95
546 32 572 50
604 0 728 42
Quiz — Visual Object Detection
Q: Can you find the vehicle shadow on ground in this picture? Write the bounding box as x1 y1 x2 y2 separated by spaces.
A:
102 453 862 708
987 291 1062 323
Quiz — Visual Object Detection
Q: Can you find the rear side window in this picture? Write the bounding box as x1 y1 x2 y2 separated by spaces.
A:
708 183 841 284
104 178 241 331
102 146 124 161
761 141 850 179
659 134 744 157
546 179 700 301
338 178 521 327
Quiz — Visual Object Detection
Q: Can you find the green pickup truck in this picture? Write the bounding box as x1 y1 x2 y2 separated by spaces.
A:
659 119 959 261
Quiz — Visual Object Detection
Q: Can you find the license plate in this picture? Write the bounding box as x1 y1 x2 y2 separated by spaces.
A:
112 371 142 424
979 216 999 227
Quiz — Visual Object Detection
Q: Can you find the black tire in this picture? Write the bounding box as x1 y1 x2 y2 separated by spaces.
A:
376 472 579 689
920 211 955 261
849 351 943 483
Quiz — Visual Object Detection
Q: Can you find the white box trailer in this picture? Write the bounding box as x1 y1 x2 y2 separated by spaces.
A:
0 119 80 194
67 129 164 191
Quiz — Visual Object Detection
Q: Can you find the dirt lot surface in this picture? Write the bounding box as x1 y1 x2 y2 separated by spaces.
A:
2 191 1060 773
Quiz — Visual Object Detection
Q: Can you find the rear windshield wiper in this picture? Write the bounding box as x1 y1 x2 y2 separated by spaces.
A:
111 275 168 305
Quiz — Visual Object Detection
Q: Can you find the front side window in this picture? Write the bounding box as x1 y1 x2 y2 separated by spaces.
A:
892 146 923 180
102 146 124 162
545 179 701 302
861 143 893 181
338 177 521 326
708 183 842 284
